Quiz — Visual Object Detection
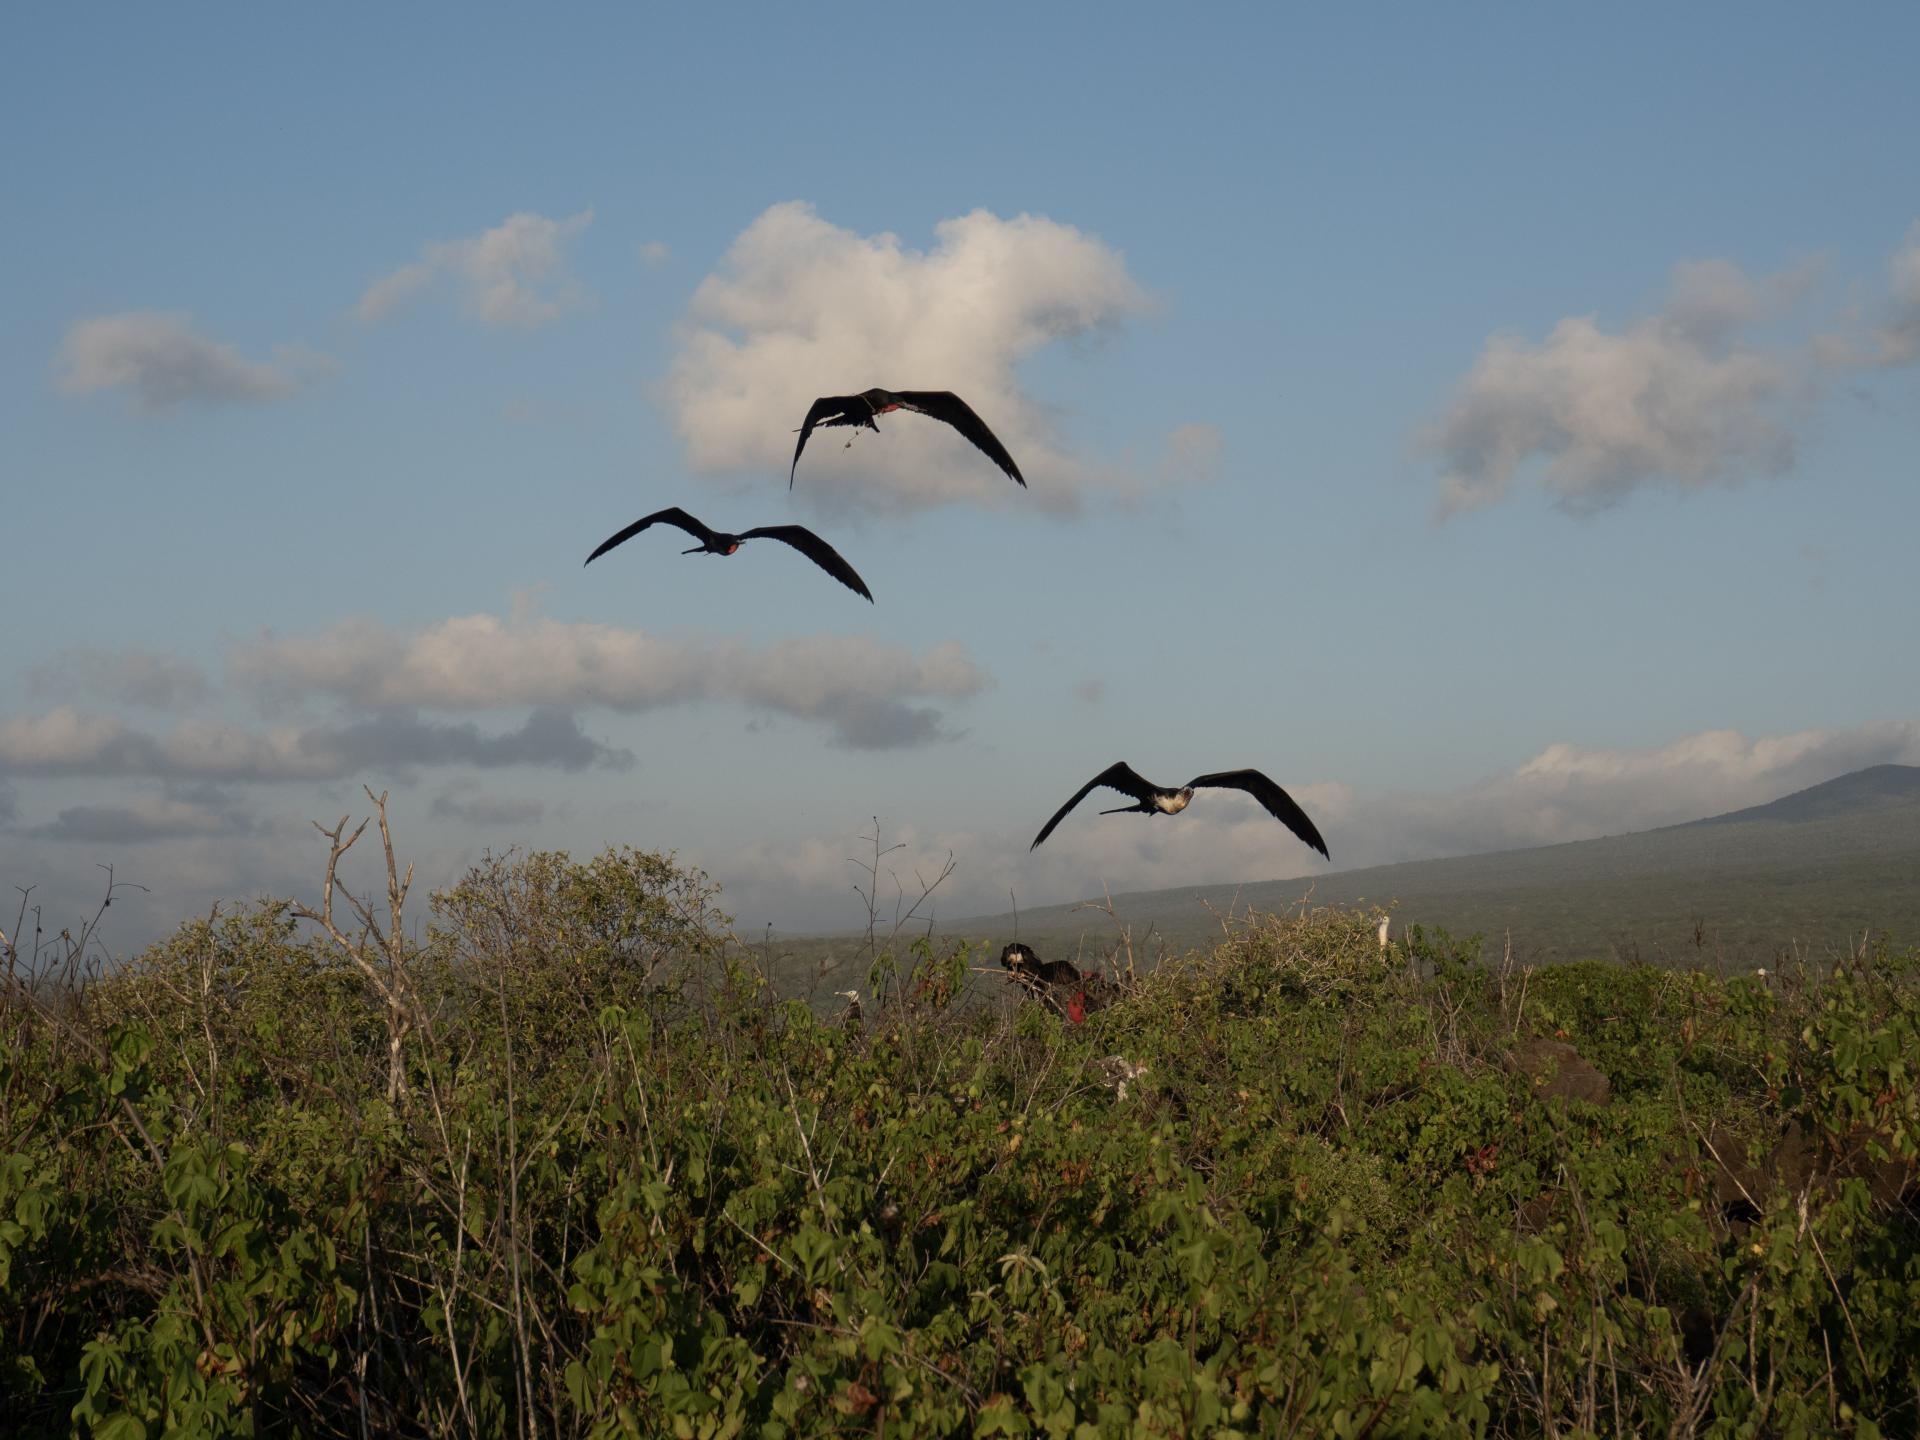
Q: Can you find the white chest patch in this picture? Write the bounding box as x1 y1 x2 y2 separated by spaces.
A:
1154 791 1192 814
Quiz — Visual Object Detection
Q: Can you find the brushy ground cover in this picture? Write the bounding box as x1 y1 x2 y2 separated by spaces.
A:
2 819 1917 1437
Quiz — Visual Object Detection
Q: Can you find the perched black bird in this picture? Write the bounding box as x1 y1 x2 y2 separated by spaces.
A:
998 943 1103 1024
583 506 873 601
789 388 1025 488
1029 761 1329 858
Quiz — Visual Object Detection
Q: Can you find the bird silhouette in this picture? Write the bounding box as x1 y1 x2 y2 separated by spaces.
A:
1029 761 1329 857
583 506 873 601
789 388 1025 488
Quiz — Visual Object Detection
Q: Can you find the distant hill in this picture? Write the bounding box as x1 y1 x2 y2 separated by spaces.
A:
1678 764 1920 827
768 767 1920 989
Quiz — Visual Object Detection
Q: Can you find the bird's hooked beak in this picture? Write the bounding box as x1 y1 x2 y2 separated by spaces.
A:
681 545 703 555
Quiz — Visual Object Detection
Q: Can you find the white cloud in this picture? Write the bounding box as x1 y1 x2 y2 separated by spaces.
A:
638 240 671 268
0 819 486 958
0 828 318 954
0 706 628 782
707 773 1346 933
227 610 989 749
357 209 595 327
1459 721 1920 843
1157 423 1224 486
356 262 435 324
0 709 152 773
30 789 258 844
714 823 972 933
1426 260 1805 516
54 312 325 410
1661 257 1817 346
28 649 212 710
1893 222 1920 309
667 201 1155 512
1817 219 1920 369
1243 721 1920 871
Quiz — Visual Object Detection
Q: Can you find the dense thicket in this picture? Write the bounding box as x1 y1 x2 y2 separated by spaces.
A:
2 834 1916 1438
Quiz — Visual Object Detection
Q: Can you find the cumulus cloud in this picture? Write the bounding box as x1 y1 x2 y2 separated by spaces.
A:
708 774 1349 932
1415 721 1920 851
1222 721 1920 874
1893 222 1920 339
30 788 259 844
0 709 166 776
1817 219 1920 369
54 312 325 410
667 201 1156 512
303 709 630 775
1426 260 1806 516
357 209 595 327
28 649 212 710
711 823 968 932
0 706 627 782
228 611 988 749
1895 224 1920 303
1157 423 1224 486
1661 258 1784 344
0 828 313 955
638 241 671 268
0 817 500 957
356 263 435 323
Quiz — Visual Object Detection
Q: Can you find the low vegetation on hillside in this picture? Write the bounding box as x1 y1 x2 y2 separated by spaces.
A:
3 801 1916 1437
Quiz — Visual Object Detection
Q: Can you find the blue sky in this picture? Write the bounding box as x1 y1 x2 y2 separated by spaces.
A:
4 4 1918 946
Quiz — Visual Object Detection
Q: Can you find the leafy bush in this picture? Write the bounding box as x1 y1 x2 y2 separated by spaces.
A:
3 823 1916 1437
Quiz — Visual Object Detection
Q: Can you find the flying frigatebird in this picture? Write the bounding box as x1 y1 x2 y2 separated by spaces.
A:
583 506 873 601
789 388 1026 489
1029 761 1329 858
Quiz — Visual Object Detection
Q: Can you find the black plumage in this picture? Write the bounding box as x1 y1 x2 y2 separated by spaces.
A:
998 943 1104 1023
789 387 1026 488
584 506 873 601
998 942 1085 993
1029 761 1329 858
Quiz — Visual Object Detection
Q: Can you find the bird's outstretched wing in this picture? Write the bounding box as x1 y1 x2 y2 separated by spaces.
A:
890 389 1029 491
896 390 1027 486
740 525 875 601
584 507 717 565
790 395 862 487
1188 769 1330 859
1030 761 1158 850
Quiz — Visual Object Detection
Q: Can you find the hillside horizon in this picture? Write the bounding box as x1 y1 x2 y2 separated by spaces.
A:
775 763 1920 970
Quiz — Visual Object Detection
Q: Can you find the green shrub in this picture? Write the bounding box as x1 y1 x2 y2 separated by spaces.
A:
3 833 1915 1437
